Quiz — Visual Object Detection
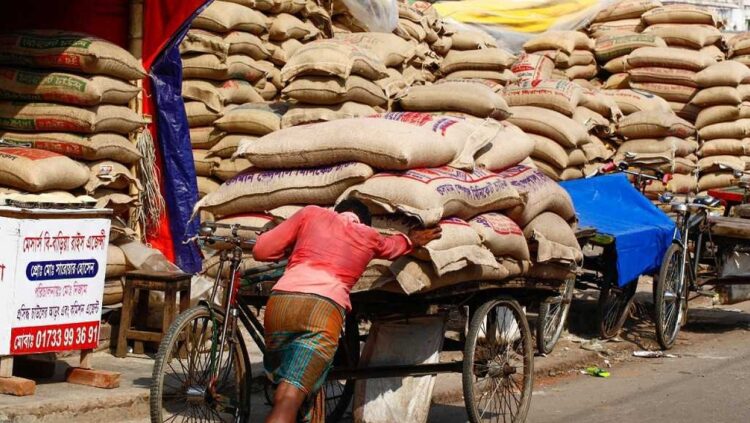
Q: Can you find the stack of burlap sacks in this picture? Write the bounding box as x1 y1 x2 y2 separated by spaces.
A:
0 30 146 304
522 30 598 87
196 113 582 293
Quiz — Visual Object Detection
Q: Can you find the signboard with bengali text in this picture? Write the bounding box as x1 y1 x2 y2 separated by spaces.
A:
0 215 110 355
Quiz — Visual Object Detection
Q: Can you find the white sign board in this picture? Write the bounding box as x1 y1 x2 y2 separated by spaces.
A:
0 215 110 355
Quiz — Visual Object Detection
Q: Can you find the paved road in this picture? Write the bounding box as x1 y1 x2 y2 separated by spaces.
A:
431 305 750 422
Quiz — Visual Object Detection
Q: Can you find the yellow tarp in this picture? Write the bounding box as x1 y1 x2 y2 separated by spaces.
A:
434 0 601 33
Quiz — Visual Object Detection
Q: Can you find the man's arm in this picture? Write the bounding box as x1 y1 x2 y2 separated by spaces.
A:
252 207 310 261
374 227 442 260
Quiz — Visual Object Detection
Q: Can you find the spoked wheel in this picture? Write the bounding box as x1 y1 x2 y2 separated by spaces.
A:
150 305 250 422
324 313 360 422
536 278 575 354
655 243 689 350
597 280 638 339
463 297 533 423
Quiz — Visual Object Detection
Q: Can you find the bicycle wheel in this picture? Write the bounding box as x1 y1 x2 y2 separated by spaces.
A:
150 305 251 422
463 297 533 423
655 243 689 350
536 278 575 355
597 280 637 339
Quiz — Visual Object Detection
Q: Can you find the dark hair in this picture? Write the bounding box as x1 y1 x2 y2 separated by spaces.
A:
335 199 372 226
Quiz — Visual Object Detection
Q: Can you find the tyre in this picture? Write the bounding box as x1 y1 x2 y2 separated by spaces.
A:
463 298 533 423
655 243 689 350
324 312 360 422
597 279 638 339
150 305 251 422
536 278 575 355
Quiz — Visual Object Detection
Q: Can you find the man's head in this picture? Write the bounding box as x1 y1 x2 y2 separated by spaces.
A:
334 199 372 226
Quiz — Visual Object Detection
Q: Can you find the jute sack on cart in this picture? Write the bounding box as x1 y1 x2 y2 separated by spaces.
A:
209 135 256 159
193 150 220 177
85 160 141 193
511 53 554 81
225 31 271 60
386 257 509 295
572 107 611 136
182 80 223 112
213 158 252 181
214 103 284 135
398 82 511 120
628 67 697 87
600 89 672 115
690 87 743 107
698 119 750 140
469 212 530 261
696 103 750 129
589 20 644 38
218 79 264 105
615 137 698 159
529 134 576 170
594 33 666 62
0 30 146 80
268 13 319 41
438 48 516 75
281 102 376 128
592 0 662 23
699 139 750 157
235 115 489 171
0 102 146 134
627 81 698 103
0 147 89 192
502 79 582 117
282 76 388 107
666 174 697 194
180 29 229 59
0 68 141 106
578 89 622 119
532 160 583 182
523 31 594 55
524 212 582 265
192 1 268 34
497 165 576 227
616 110 695 139
698 172 735 191
506 106 589 148
190 126 224 149
642 4 719 26
106 244 127 278
186 101 222 127
197 176 221 199
474 121 535 171
696 155 746 173
340 167 523 226
333 33 416 67
626 47 716 71
642 24 721 50
281 40 388 82
0 132 141 164
196 162 374 217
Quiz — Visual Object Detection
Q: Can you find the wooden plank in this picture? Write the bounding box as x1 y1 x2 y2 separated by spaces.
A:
80 349 93 370
0 356 13 378
125 330 164 343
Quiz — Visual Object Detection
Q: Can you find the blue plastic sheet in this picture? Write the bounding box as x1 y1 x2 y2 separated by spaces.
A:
560 174 675 287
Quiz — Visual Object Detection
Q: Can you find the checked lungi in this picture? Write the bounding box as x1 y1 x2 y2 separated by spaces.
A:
264 292 345 423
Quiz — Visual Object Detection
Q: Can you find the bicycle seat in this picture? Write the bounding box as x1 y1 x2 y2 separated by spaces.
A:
693 196 721 208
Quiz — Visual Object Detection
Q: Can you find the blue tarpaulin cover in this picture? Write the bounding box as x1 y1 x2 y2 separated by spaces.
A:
560 174 675 287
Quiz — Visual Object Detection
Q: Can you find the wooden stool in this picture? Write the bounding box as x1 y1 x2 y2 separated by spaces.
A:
116 270 192 358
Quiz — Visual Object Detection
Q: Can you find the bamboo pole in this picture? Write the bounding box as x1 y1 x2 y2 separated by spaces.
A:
129 0 145 240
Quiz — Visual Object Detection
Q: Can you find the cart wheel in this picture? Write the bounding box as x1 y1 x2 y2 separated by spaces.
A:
597 280 638 339
324 313 360 422
463 298 533 423
536 278 575 354
655 243 689 350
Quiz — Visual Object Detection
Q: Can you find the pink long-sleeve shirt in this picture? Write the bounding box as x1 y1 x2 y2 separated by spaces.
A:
252 206 412 310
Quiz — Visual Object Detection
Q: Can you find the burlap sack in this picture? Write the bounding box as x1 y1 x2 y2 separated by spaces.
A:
197 162 373 217
533 160 584 181
700 45 725 61
506 106 589 148
282 76 387 106
740 85 750 101
579 89 622 118
628 81 698 103
594 33 666 62
281 40 388 82
197 176 221 198
559 50 595 67
600 89 672 114
181 30 229 59
0 132 141 164
269 13 319 41
267 0 306 14
474 121 536 171
106 244 127 278
342 167 523 226
0 30 146 80
210 134 253 159
85 160 139 193
667 174 697 194
499 165 575 226
224 31 271 59
583 135 614 161
185 101 222 127
697 155 746 173
218 79 264 104
669 101 701 122
602 56 628 74
530 134 570 169
603 73 631 89
626 47 715 71
213 158 253 181
182 79 223 112
333 33 416 68
469 213 530 261
214 103 283 135
615 137 698 159
444 69 518 84
182 54 229 80
192 1 268 34
573 79 599 90
696 61 750 88
0 147 89 192
616 110 695 138
399 82 511 119
395 18 427 42
102 279 123 306
696 103 750 129
629 67 697 87
0 68 141 106
564 64 598 80
193 150 220 177
698 172 735 191
642 4 719 26
280 102 376 128
448 30 497 50
589 19 644 37
503 79 582 117
729 35 750 57
691 87 742 108
190 126 224 149
227 55 269 83
0 102 145 134
523 31 593 55
573 107 611 136
256 80 278 101
236 115 483 170
593 0 662 23
699 139 750 157
439 48 516 75
524 212 582 264
511 53 554 80
643 24 721 49
384 257 509 295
